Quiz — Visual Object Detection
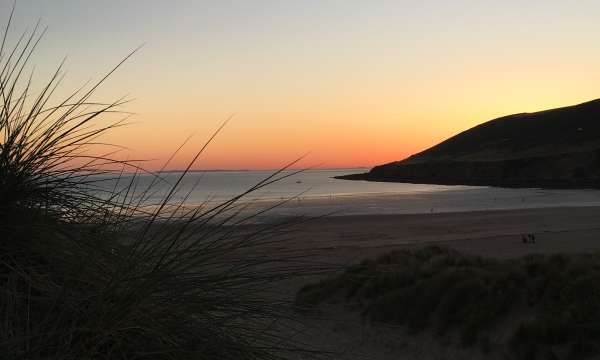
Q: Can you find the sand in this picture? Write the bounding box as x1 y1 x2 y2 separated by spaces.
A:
267 206 600 359
276 206 600 264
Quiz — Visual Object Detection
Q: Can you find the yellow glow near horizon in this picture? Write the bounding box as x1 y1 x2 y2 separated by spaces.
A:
6 1 600 170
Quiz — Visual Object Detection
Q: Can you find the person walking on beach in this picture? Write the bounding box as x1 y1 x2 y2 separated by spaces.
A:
522 233 536 244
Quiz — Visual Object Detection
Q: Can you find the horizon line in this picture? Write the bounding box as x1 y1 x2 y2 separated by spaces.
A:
156 166 371 173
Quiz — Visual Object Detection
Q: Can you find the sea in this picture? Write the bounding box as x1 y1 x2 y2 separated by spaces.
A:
95 169 600 223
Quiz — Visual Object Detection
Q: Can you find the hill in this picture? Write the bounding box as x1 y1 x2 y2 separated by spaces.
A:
338 99 600 188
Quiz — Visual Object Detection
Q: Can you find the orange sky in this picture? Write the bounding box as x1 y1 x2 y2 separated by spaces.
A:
8 1 600 170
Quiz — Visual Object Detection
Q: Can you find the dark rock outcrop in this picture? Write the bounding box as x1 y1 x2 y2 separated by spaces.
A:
338 99 600 188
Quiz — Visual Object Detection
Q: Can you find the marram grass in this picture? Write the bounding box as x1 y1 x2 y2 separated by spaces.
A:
297 246 600 360
0 6 321 359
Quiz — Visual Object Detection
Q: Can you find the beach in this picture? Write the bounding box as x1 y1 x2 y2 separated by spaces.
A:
7 2 600 357
267 206 600 359
97 170 600 358
271 206 600 262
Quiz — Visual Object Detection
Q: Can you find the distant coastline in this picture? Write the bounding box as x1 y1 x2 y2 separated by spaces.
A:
157 169 252 173
335 171 600 189
157 167 370 173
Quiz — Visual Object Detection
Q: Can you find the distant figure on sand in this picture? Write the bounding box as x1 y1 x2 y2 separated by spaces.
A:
522 233 536 244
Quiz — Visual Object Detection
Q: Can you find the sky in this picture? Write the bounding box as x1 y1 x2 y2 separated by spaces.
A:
4 0 600 170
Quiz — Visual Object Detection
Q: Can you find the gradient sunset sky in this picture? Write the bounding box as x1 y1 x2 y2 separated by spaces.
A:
6 0 600 170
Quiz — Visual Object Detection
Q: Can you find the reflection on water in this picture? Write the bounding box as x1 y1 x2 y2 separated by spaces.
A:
91 169 600 222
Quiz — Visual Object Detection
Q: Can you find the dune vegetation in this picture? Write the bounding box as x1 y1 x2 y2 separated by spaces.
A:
0 9 316 360
297 246 600 360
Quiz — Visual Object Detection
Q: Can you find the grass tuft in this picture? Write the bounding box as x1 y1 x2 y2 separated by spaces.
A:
297 246 600 359
1 6 319 359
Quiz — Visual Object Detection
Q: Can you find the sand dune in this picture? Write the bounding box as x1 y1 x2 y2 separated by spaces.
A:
270 206 600 359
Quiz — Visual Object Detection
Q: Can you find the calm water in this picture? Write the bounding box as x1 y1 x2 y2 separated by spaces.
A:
95 169 600 221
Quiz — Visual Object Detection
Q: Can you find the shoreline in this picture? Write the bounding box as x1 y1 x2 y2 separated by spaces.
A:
241 187 600 223
334 172 600 190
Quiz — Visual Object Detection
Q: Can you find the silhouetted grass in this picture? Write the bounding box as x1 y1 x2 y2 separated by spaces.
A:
1 6 320 359
297 246 600 359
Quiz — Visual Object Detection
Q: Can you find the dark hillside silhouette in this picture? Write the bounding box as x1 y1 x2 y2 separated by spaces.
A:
338 99 600 188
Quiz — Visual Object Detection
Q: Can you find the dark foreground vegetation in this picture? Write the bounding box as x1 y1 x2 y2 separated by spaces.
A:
297 246 600 360
0 7 314 359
